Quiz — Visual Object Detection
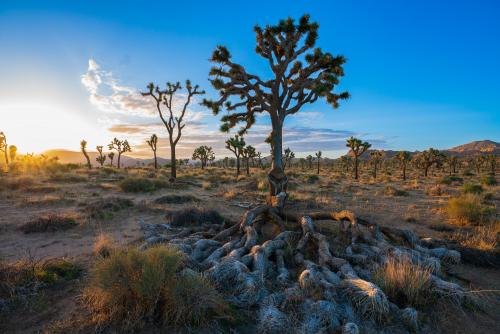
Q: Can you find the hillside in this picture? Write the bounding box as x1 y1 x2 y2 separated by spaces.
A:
445 140 500 155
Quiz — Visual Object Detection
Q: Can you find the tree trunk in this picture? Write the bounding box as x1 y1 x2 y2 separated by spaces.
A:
354 156 359 180
153 150 157 169
4 147 9 165
402 164 406 181
373 164 377 179
170 144 177 181
236 156 240 176
268 124 287 198
246 158 250 176
317 160 320 175
424 166 429 177
117 153 121 169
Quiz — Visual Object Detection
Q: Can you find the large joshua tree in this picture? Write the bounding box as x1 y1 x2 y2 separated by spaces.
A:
146 134 159 169
143 80 204 181
108 138 131 169
203 14 348 203
80 140 92 169
226 135 245 176
346 137 371 180
395 151 411 181
192 145 215 169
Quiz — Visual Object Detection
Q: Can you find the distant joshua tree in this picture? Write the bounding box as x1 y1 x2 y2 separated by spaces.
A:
143 80 205 181
108 152 115 167
0 132 9 165
8 145 17 162
369 150 385 179
283 148 295 171
346 137 371 180
226 135 245 176
108 138 131 169
485 154 496 174
202 14 349 202
315 150 322 175
413 148 443 177
255 152 263 169
306 155 314 170
96 146 106 167
192 145 215 169
80 140 92 169
340 156 352 173
468 155 486 174
242 145 256 176
446 155 459 175
395 151 411 181
146 134 159 169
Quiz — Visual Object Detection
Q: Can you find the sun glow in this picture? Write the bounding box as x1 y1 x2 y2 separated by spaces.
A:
0 100 108 154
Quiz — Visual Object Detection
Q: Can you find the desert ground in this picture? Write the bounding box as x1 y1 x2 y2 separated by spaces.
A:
0 161 498 333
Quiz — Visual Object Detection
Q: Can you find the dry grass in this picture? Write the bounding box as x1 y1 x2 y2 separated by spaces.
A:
447 194 494 225
20 212 79 233
83 245 228 330
373 257 432 308
93 233 114 258
450 222 499 252
165 207 225 227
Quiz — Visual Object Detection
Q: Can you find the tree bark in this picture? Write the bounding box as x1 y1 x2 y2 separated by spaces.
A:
354 156 359 180
153 150 157 169
246 158 250 176
170 144 177 180
402 164 406 181
268 124 288 198
117 153 122 169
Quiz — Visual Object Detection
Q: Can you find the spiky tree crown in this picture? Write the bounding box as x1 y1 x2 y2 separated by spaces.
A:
243 145 257 158
80 140 87 150
315 150 322 158
108 138 132 153
147 134 158 150
396 151 411 162
203 14 349 135
346 137 371 156
226 135 246 156
192 145 214 160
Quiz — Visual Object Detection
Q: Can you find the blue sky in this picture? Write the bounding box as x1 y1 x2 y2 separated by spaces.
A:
0 0 499 158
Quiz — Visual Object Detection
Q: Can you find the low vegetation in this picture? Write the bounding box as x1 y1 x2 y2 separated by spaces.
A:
119 177 169 193
20 213 78 233
447 194 494 225
165 208 226 227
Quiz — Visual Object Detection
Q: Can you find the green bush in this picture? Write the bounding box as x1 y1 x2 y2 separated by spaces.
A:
462 183 483 194
83 246 228 330
447 194 493 225
480 175 497 186
119 177 168 193
306 174 319 184
440 175 463 185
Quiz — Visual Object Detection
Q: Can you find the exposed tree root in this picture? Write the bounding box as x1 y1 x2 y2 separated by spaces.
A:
140 205 469 333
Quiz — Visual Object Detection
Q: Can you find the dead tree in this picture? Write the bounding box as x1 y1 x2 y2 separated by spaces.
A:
395 151 411 181
143 80 204 181
80 140 92 169
0 132 9 165
146 134 159 169
108 138 131 169
226 135 245 176
346 137 371 180
369 150 385 179
192 145 215 169
96 146 106 167
315 150 322 175
203 14 348 204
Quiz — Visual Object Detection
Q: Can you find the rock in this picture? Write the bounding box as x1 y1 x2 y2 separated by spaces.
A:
400 307 418 332
342 322 359 334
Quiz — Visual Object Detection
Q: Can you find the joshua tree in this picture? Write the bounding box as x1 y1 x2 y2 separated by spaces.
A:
242 145 257 176
108 138 131 169
255 152 263 168
369 150 385 179
346 137 371 180
80 140 92 169
306 155 314 170
446 155 459 175
192 145 215 169
226 135 246 176
340 155 352 173
468 155 486 174
146 134 159 169
283 148 295 171
395 151 411 181
485 154 496 174
96 146 106 167
108 152 115 167
202 14 348 202
413 148 443 177
8 145 17 162
143 80 204 181
0 132 8 165
315 150 322 174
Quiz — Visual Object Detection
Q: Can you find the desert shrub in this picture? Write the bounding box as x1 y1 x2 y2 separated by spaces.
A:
450 222 499 252
93 234 114 258
384 185 408 196
119 177 168 193
48 172 87 183
461 183 483 194
84 197 134 220
20 213 78 233
440 175 463 185
447 194 493 225
480 175 497 186
373 257 432 308
83 246 228 329
426 184 445 196
166 208 225 227
0 176 35 191
34 259 81 284
154 195 199 205
306 174 319 184
257 179 268 192
463 170 474 177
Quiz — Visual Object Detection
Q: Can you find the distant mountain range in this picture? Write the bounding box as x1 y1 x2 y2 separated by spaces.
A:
41 140 499 166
